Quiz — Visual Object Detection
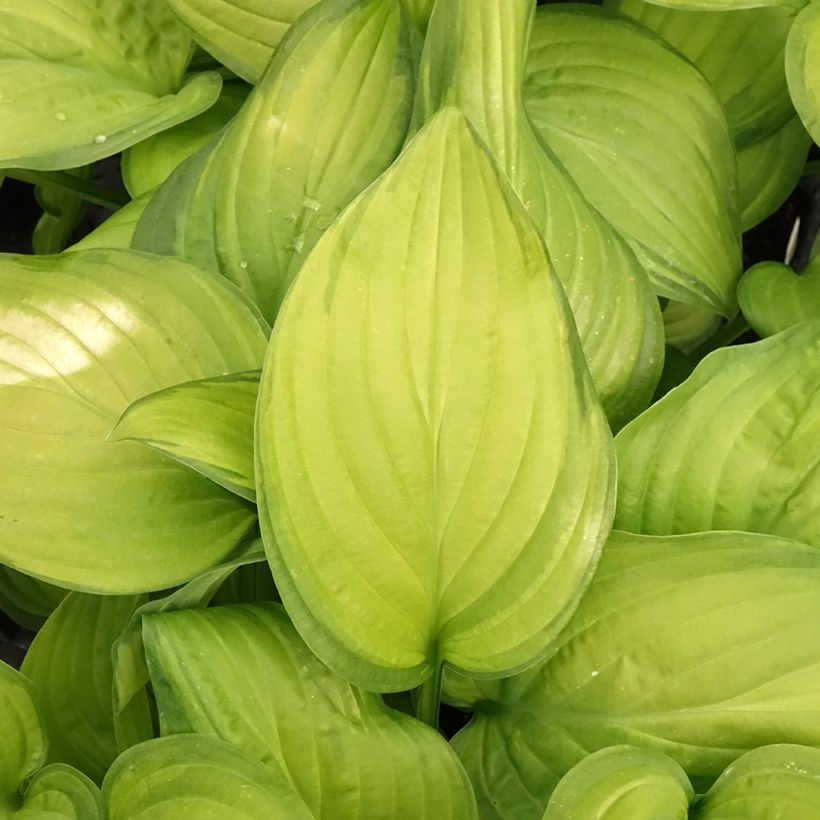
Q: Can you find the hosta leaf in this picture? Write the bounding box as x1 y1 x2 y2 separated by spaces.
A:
0 662 101 818
662 301 720 353
416 0 664 429
69 193 152 252
135 0 416 323
103 735 313 820
142 603 478 819
543 746 693 819
21 593 151 783
737 116 811 230
400 0 434 30
33 168 89 255
0 0 221 170
609 1 794 145
525 6 741 315
693 745 820 818
166 0 319 84
628 0 808 11
786 0 820 143
112 372 259 502
451 531 820 818
257 108 615 691
0 567 67 630
615 320 820 543
738 253 820 336
111 539 267 726
122 83 249 198
0 249 268 593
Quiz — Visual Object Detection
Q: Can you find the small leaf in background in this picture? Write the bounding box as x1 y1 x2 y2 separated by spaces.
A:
786 0 820 143
121 82 250 198
0 567 67 631
738 251 820 336
103 734 314 819
135 0 416 323
111 539 268 729
450 531 820 818
32 168 90 255
693 745 820 819
615 320 820 544
416 0 664 430
111 371 260 502
143 604 478 819
662 301 721 353
258 107 615 693
166 0 320 84
0 0 222 170
525 6 741 315
0 661 101 818
0 249 268 592
21 593 151 784
543 746 693 820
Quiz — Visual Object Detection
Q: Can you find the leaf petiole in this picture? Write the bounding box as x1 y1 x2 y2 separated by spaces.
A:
5 169 128 210
415 661 443 730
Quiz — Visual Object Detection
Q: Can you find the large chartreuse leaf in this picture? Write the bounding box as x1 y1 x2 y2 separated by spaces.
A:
21 593 151 784
0 1 221 170
416 0 663 429
143 604 478 818
0 249 268 593
111 371 259 502
0 567 67 630
525 6 741 315
111 538 267 729
450 530 820 819
615 320 820 542
543 746 693 819
693 745 820 818
135 0 416 324
0 661 101 818
787 0 820 143
609 1 794 145
165 0 319 83
257 108 615 693
104 735 313 819
738 252 820 336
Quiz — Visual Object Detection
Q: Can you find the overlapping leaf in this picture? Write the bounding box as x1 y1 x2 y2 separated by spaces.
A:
69 194 152 252
135 0 416 323
0 249 268 592
543 746 693 819
662 301 720 353
0 567 67 630
165 0 319 83
450 531 820 818
112 372 259 501
0 661 101 818
257 108 615 692
0 0 221 170
615 320 820 543
416 0 664 429
143 604 478 818
21 593 151 784
525 6 741 315
103 735 313 819
787 0 820 143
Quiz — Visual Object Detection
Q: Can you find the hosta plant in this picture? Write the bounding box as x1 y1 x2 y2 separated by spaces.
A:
0 0 819 817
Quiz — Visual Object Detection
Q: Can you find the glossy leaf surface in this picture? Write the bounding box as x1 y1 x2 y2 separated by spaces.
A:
525 5 741 315
136 0 416 323
112 372 259 502
166 0 320 83
543 746 693 819
258 108 615 691
21 593 151 783
693 745 820 819
738 253 820 336
615 321 820 544
416 0 663 429
0 0 221 170
451 531 820 818
0 250 268 592
786 0 820 143
104 735 313 820
144 604 478 819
